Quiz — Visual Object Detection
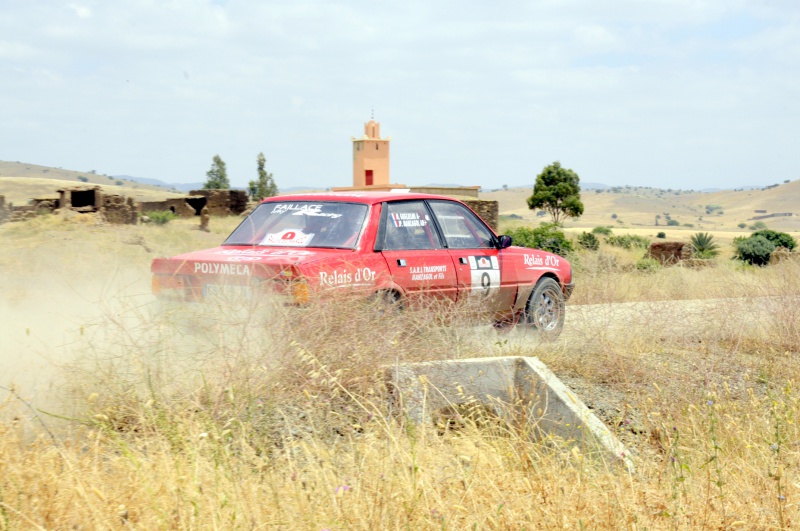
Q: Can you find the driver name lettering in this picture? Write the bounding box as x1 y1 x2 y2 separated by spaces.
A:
391 212 427 228
194 262 251 275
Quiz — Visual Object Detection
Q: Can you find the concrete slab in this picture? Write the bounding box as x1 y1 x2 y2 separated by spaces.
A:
386 356 634 473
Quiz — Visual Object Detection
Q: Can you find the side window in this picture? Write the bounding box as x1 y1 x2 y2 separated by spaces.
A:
382 201 441 250
429 201 495 249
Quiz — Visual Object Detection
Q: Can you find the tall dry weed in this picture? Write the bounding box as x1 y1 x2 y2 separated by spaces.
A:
4 218 800 528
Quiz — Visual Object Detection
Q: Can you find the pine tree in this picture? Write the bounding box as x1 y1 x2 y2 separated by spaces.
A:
248 152 278 201
204 155 230 189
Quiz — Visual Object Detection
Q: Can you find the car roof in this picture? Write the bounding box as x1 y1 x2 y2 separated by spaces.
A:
259 191 465 206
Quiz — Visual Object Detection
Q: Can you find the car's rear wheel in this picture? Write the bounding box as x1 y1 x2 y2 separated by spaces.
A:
525 277 565 340
370 289 403 316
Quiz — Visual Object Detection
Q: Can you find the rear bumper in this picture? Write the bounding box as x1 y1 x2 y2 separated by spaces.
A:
563 281 575 301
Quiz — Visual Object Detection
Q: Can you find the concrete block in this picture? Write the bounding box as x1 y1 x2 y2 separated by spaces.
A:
386 356 634 473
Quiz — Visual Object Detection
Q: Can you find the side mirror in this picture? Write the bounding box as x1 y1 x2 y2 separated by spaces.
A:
497 235 512 249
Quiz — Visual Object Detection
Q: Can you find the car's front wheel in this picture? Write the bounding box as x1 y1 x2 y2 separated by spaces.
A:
524 277 565 340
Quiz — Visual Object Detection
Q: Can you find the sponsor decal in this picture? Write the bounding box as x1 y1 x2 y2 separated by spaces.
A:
468 255 500 293
225 256 263 262
217 249 314 256
194 262 252 275
270 203 342 218
390 212 428 228
524 254 560 268
410 264 448 281
319 267 376 287
261 230 314 246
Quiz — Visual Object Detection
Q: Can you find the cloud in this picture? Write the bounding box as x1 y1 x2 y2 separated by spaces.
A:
68 3 92 19
0 0 797 189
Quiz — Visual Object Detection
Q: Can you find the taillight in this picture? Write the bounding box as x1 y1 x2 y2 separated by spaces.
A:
291 280 311 304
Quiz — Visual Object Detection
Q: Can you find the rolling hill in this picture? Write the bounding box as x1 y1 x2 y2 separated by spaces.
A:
0 161 187 203
482 181 800 235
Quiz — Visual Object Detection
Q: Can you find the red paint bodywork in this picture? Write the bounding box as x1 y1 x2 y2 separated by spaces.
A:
150 192 574 321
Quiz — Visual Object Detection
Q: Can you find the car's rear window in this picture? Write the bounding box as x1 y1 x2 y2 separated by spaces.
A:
223 201 369 249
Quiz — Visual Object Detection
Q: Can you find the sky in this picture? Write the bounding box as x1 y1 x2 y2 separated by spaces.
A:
1 0 799 191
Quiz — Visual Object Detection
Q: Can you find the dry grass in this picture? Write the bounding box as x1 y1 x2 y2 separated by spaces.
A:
2 214 800 529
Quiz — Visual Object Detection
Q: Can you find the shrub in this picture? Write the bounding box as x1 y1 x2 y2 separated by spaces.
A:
738 223 747 229
666 219 680 226
507 223 573 257
605 234 651 250
592 226 612 236
146 210 177 225
748 221 767 231
733 235 775 266
656 232 666 239
690 232 720 259
751 229 796 250
635 256 661 272
611 213 617 219
577 231 599 251
78 176 88 183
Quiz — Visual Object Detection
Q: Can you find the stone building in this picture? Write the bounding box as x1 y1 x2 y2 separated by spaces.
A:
333 118 500 230
352 118 391 187
55 186 139 224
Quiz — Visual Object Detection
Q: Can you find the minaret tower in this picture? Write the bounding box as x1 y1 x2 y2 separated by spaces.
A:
351 114 390 187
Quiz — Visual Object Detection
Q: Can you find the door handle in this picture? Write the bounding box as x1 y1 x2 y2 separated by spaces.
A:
459 257 469 265
397 259 407 267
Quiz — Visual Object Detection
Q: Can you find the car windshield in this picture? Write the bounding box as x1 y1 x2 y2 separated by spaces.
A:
222 201 369 249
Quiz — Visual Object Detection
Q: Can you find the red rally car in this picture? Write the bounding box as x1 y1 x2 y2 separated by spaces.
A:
151 192 575 338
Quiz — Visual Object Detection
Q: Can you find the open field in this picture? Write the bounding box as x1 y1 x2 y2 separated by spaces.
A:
2 211 800 528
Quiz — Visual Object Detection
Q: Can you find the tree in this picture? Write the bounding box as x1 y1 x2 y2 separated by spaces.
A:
527 161 584 224
248 152 278 201
204 155 230 189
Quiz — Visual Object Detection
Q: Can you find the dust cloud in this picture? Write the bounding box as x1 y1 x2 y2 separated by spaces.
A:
1 229 156 416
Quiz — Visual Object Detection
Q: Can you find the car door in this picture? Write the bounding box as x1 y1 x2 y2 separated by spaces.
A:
427 200 518 317
377 200 458 302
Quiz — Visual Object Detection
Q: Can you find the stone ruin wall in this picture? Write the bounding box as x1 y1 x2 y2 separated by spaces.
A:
647 241 693 265
464 200 499 232
189 189 249 216
140 198 198 218
0 195 59 223
101 194 139 225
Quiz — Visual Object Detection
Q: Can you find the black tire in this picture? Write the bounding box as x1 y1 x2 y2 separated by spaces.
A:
370 290 403 316
525 277 565 340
